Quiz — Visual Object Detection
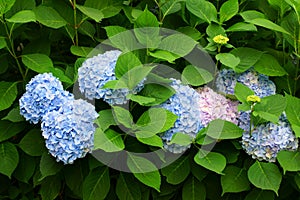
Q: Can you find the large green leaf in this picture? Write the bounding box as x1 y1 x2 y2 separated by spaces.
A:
186 0 217 23
0 142 19 178
6 10 35 23
244 189 275 200
277 151 300 173
158 34 197 57
169 132 193 146
253 94 286 123
83 167 110 200
70 46 93 57
127 154 161 191
22 54 53 73
247 161 282 195
221 165 250 195
182 176 206 200
161 0 183 18
230 47 263 72
254 54 287 76
13 152 35 183
0 0 16 15
136 108 177 135
116 173 142 200
18 129 46 156
215 53 240 69
96 109 117 131
112 106 133 129
285 94 300 137
194 150 226 174
0 120 24 142
234 82 254 111
115 52 142 79
93 128 124 152
0 82 18 111
34 6 67 29
161 156 190 185
39 152 63 181
248 18 290 34
226 22 258 32
136 135 163 148
204 119 243 140
2 107 24 122
182 65 213 86
219 0 239 23
140 83 175 106
39 175 61 200
76 5 104 22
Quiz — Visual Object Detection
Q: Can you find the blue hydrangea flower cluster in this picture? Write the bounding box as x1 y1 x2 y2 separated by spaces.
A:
216 68 276 98
19 73 74 124
241 115 298 162
20 73 98 164
41 99 99 164
78 50 145 105
157 79 204 153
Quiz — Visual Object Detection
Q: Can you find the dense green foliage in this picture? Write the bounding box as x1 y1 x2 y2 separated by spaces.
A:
0 0 300 199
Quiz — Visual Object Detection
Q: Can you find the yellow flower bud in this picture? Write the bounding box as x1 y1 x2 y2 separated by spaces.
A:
246 95 261 103
213 34 229 45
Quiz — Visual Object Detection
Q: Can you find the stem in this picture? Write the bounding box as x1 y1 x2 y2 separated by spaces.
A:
1 18 25 80
71 0 79 46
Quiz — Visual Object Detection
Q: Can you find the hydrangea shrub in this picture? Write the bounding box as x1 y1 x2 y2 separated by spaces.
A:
0 0 299 199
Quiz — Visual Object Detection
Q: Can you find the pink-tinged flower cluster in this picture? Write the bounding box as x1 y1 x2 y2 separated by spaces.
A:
197 86 239 127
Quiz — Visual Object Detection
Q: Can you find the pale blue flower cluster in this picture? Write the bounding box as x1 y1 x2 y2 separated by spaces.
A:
158 79 204 153
241 115 298 162
20 73 98 164
19 73 74 124
78 50 144 105
41 99 98 164
216 68 276 98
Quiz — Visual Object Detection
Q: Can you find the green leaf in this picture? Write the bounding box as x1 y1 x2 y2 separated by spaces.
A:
182 176 206 200
253 94 286 123
170 133 193 146
116 173 142 200
226 22 258 32
6 10 35 23
22 54 53 73
248 18 290 34
206 23 226 38
115 52 142 79
96 109 117 131
83 167 110 200
2 107 24 122
136 108 177 135
64 163 85 198
158 34 197 57
220 0 239 23
230 47 263 72
277 151 300 173
254 54 287 76
13 152 35 183
118 66 154 90
194 150 226 174
136 135 163 148
240 10 266 21
0 37 6 50
0 0 16 15
78 21 95 38
39 175 61 200
177 26 202 41
18 129 46 156
70 46 93 57
204 119 243 140
112 106 133 129
285 94 300 137
0 120 24 142
34 6 67 29
39 152 63 181
93 128 124 152
134 7 160 47
127 154 161 191
182 65 213 86
244 189 275 200
247 161 282 195
149 50 179 63
76 5 104 22
140 83 175 106
0 82 18 111
234 82 254 111
221 165 250 195
216 53 240 69
186 0 217 24
127 94 156 106
268 0 290 15
50 68 73 84
0 142 18 178
104 26 140 52
161 156 190 185
161 0 183 18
